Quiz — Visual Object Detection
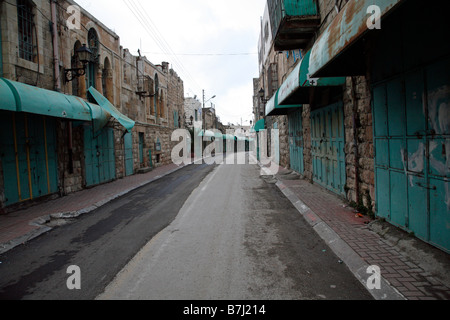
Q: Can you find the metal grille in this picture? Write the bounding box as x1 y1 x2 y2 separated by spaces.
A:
17 0 35 62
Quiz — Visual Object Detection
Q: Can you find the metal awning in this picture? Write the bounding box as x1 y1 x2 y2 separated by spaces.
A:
0 78 110 132
223 134 235 140
254 119 265 132
278 50 346 105
197 130 215 138
309 0 405 77
265 91 300 117
88 87 135 132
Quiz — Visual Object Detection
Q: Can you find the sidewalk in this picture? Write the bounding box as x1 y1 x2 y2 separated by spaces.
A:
0 162 186 255
272 166 450 300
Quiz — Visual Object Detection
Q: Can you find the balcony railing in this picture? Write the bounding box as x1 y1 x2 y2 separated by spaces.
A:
268 0 320 51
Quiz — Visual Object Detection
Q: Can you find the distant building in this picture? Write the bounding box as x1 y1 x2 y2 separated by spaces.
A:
184 97 202 129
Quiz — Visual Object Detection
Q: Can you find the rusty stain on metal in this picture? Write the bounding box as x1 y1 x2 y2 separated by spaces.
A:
310 0 406 77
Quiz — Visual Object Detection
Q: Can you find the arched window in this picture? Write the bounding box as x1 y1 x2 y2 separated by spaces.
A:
160 92 165 118
87 28 99 90
102 57 113 102
152 74 159 116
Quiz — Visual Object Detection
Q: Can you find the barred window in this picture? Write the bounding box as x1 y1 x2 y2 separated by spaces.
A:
17 0 35 62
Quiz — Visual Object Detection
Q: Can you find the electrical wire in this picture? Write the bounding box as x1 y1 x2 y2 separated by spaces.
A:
123 0 203 95
141 52 258 56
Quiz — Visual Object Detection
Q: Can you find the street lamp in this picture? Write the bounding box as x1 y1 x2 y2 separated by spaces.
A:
64 44 93 83
202 90 216 132
259 88 268 104
258 88 268 117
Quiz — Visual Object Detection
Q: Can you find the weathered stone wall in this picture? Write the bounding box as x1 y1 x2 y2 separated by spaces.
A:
57 122 85 195
254 0 376 214
0 0 53 87
168 68 185 128
343 76 375 211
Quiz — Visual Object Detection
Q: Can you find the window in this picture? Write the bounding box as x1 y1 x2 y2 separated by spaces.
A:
87 29 99 89
17 0 35 62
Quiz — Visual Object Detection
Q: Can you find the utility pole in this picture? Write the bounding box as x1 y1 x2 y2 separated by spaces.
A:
202 90 205 134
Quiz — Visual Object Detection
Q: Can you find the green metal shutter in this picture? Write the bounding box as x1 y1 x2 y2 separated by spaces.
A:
373 56 450 252
0 112 58 206
311 102 346 196
84 126 116 187
289 109 304 174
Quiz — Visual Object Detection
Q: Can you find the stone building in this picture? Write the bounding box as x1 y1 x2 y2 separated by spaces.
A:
255 0 449 252
0 0 185 213
184 97 202 129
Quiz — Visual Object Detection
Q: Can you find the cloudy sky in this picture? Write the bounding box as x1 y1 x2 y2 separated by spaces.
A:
75 0 266 126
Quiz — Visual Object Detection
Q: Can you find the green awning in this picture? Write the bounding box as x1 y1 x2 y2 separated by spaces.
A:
88 87 135 132
265 91 298 117
197 130 215 137
254 119 265 132
309 0 405 77
223 134 235 140
0 78 110 132
277 50 346 105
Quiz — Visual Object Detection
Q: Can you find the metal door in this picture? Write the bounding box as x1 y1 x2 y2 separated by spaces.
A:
124 132 134 176
0 112 58 206
84 126 116 187
373 57 449 252
311 102 346 196
289 109 304 174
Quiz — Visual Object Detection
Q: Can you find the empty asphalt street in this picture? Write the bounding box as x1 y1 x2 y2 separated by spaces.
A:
0 159 373 301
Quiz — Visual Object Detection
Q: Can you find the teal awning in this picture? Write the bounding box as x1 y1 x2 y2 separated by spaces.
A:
197 130 215 137
254 119 265 132
223 134 235 140
265 91 299 117
0 78 110 131
309 0 405 77
88 87 135 132
277 50 346 105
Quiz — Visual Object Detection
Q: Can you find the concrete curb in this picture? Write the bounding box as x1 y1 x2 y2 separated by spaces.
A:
0 163 190 255
275 180 406 300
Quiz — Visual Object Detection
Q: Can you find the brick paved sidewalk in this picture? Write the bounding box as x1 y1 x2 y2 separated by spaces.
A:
274 168 450 300
0 162 186 254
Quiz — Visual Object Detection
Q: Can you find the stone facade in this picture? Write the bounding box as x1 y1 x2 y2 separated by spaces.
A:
0 0 185 211
184 97 201 129
255 0 375 214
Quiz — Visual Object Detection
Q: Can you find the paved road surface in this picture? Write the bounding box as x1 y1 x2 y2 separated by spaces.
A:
0 163 215 300
98 161 372 300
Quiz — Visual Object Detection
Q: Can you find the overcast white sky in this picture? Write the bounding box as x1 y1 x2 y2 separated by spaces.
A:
75 0 266 126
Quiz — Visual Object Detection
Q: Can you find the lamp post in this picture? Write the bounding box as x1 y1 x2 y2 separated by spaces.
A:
64 44 93 83
202 90 216 133
258 88 268 118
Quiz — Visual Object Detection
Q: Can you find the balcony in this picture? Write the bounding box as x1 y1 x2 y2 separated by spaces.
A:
268 0 320 51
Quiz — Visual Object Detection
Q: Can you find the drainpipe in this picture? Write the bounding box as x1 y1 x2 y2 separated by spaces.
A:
51 0 61 92
351 76 360 205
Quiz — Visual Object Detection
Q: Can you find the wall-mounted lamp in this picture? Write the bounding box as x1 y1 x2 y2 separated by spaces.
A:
259 88 268 104
64 44 93 83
